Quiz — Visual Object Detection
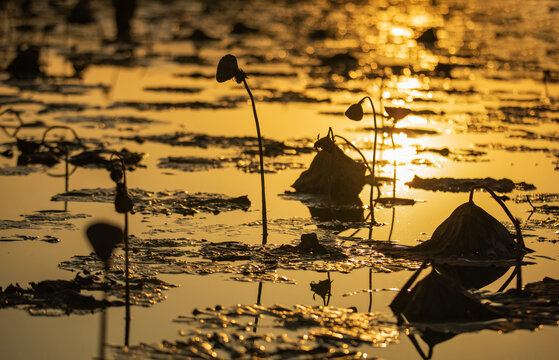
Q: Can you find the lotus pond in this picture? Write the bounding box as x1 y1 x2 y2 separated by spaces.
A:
0 0 558 359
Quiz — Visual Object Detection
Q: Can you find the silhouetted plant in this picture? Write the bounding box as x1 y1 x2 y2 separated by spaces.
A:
41 126 85 192
216 54 268 244
109 153 133 346
0 108 25 139
384 106 411 200
292 128 366 203
85 221 123 360
345 96 378 225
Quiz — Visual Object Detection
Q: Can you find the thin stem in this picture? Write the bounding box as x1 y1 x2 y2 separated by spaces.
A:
368 268 372 313
243 79 268 245
364 96 378 225
390 120 396 199
100 262 109 360
469 185 525 289
253 281 263 333
64 151 69 192
334 134 372 173
110 153 131 345
124 212 130 346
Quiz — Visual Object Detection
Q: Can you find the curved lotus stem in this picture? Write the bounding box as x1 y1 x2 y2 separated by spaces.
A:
345 96 378 225
0 108 25 138
109 152 131 346
469 185 524 289
242 79 268 244
40 125 86 150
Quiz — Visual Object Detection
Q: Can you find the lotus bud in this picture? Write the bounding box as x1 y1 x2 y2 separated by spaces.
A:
110 168 123 183
216 54 246 83
115 183 133 213
345 103 364 121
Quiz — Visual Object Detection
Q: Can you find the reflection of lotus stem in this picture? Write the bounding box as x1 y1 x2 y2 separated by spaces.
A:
368 268 372 312
469 185 524 289
40 125 85 149
243 79 268 245
110 153 131 346
99 262 109 360
0 108 24 138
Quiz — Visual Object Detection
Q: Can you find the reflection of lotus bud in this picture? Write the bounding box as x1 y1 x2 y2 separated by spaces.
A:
110 169 123 183
412 201 517 259
385 107 411 122
115 183 133 213
86 222 123 262
345 103 364 121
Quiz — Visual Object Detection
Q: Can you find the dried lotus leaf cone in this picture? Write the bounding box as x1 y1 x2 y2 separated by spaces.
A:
216 54 239 83
345 103 364 121
411 201 517 259
291 134 366 201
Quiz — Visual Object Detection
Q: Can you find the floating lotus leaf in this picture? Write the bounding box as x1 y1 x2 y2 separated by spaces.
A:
85 222 123 261
345 103 364 121
411 201 517 259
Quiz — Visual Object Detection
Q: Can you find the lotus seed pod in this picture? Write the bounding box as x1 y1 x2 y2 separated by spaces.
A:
345 103 364 121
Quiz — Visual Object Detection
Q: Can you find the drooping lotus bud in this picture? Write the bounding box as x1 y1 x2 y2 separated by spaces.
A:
115 183 133 213
110 168 123 183
86 222 123 262
385 107 411 122
411 201 517 259
216 54 240 83
345 103 364 121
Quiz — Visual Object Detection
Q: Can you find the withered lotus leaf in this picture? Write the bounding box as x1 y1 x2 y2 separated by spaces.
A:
385 107 412 122
345 103 364 121
216 54 239 83
86 222 123 261
411 201 517 259
292 134 365 201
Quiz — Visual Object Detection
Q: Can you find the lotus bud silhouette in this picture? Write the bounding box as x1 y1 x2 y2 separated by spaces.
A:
216 54 268 244
345 103 364 121
216 54 247 84
344 96 378 225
